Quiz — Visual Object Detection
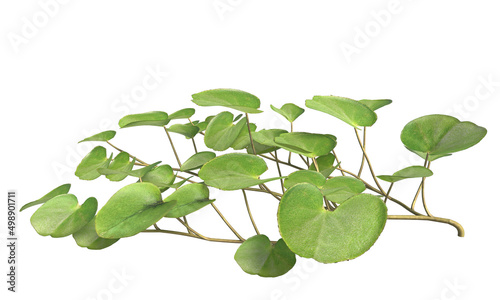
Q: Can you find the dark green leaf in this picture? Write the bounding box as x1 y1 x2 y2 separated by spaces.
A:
274 132 336 158
306 96 377 128
204 112 247 151
377 166 433 183
164 183 214 218
79 130 116 143
20 184 71 212
118 111 170 128
192 88 262 114
270 103 305 123
75 146 112 180
180 151 216 172
73 217 119 250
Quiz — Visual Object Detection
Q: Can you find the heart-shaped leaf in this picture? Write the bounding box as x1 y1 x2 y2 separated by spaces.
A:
79 130 116 143
198 153 283 190
308 153 336 177
73 217 119 250
168 123 200 139
278 183 387 263
283 170 326 189
377 166 433 183
322 177 366 203
20 183 71 212
105 152 134 182
274 132 336 158
141 165 176 192
270 103 305 123
168 108 195 120
31 195 97 238
204 112 247 151
401 114 487 158
234 235 296 277
75 146 112 180
164 183 214 218
95 183 176 239
358 99 392 111
180 151 216 172
306 96 377 128
192 88 262 114
118 111 170 128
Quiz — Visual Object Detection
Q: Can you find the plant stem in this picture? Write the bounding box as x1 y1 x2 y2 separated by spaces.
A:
332 149 346 176
288 122 293 163
274 151 285 194
243 187 283 197
163 126 182 167
259 154 303 171
210 203 245 241
387 215 464 237
357 127 366 176
411 154 429 210
106 141 149 165
421 161 433 217
312 157 320 173
245 113 257 155
299 154 309 167
260 183 282 201
384 182 394 203
354 128 385 194
191 138 198 154
242 190 260 235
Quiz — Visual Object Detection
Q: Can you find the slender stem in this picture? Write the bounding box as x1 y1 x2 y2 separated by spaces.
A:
242 190 260 235
357 127 366 177
191 138 198 154
182 216 193 235
188 118 205 136
245 113 257 155
243 187 283 197
384 182 394 203
411 154 429 210
163 126 182 167
274 151 285 194
387 215 464 237
171 168 199 177
354 128 385 194
332 149 346 176
143 229 243 243
106 141 149 165
288 122 293 163
421 161 433 217
260 183 282 201
210 203 245 241
299 154 309 167
312 157 320 173
259 154 303 171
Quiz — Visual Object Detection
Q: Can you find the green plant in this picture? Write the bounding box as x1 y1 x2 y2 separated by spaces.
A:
22 89 487 277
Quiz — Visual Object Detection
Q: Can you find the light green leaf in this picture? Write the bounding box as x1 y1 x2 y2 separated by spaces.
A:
204 112 247 151
358 99 392 111
141 165 176 192
270 103 305 123
95 183 176 239
168 123 200 139
192 88 262 113
278 183 387 263
75 146 112 180
234 235 296 277
198 153 282 190
105 152 134 182
180 151 216 172
30 195 97 238
401 114 487 159
306 96 377 128
231 123 257 150
322 177 366 203
283 170 326 189
79 130 116 143
164 183 214 218
73 217 119 250
98 161 161 178
406 148 452 161
308 153 336 177
377 166 433 183
274 132 336 158
168 108 195 120
118 111 170 128
20 184 71 212
252 129 288 148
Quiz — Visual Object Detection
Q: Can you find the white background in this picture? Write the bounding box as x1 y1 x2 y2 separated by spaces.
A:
1 1 499 299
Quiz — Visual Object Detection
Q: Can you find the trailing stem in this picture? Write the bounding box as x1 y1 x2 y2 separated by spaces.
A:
163 126 182 167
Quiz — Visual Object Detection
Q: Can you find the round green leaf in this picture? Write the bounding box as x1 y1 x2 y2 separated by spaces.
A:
164 183 214 218
204 112 247 151
322 177 366 203
274 132 336 158
234 235 296 277
198 153 282 191
105 152 134 182
20 183 71 212
118 111 170 128
377 166 433 183
401 114 487 157
231 122 257 150
168 123 200 139
180 151 216 172
75 146 112 180
283 170 326 189
98 161 161 178
73 217 119 250
270 103 305 123
168 108 195 120
192 88 262 114
308 153 336 177
79 130 116 143
95 183 176 239
278 183 387 263
252 129 288 148
358 99 392 111
30 194 97 238
141 165 176 192
306 96 377 128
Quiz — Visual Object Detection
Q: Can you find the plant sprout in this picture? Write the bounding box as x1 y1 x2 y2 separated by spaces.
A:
22 88 487 277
